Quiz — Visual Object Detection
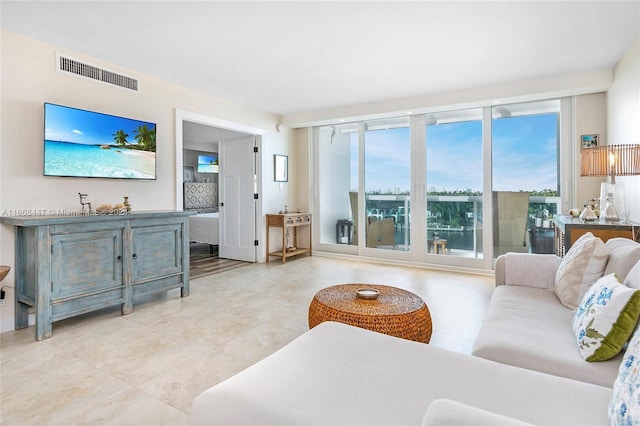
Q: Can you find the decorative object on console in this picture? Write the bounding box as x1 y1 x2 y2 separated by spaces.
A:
581 144 640 223
78 192 92 215
579 200 598 222
123 196 131 212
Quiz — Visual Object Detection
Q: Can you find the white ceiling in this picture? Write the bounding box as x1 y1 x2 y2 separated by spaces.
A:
182 120 250 149
1 1 639 119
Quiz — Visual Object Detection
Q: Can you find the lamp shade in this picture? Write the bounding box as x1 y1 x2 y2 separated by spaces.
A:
581 144 640 179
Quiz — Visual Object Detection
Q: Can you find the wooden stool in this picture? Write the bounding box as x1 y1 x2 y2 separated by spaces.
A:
432 239 447 254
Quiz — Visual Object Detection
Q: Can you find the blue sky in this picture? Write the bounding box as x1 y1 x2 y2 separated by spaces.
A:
351 113 558 193
44 103 155 146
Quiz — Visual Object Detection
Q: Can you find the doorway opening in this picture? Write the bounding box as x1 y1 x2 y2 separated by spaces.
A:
175 109 264 263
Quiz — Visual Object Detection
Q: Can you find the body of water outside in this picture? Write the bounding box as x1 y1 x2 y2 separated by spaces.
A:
368 195 559 255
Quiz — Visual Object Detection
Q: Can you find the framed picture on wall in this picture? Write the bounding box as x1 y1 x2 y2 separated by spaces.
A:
581 134 599 150
274 154 288 182
183 166 195 182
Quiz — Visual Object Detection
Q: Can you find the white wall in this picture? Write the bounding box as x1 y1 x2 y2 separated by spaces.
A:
608 37 640 223
574 93 608 208
0 30 294 332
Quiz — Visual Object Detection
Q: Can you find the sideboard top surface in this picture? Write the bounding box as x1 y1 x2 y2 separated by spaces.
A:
1 210 194 227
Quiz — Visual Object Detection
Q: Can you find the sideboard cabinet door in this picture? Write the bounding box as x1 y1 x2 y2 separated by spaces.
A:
130 218 184 297
50 223 125 321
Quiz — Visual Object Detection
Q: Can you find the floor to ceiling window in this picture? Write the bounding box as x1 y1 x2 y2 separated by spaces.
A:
364 117 411 251
316 123 358 247
426 109 483 258
492 100 561 257
313 98 567 269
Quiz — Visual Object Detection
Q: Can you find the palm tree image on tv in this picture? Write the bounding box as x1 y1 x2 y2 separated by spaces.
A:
111 125 156 152
44 103 157 180
113 129 129 148
133 124 156 151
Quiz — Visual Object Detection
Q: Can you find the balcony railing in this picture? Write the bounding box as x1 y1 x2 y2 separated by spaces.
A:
365 194 560 256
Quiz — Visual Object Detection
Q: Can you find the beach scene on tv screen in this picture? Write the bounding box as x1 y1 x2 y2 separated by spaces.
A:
44 103 156 179
197 154 218 173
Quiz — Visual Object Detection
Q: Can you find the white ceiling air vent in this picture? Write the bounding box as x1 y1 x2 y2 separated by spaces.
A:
56 53 139 93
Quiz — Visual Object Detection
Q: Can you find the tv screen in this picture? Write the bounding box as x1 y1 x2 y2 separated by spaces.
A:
197 154 218 173
44 103 156 179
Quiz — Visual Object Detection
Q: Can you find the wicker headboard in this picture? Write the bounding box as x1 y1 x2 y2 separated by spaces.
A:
184 182 218 213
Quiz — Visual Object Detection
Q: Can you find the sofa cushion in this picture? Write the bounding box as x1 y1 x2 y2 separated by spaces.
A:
422 399 534 426
603 238 640 281
572 273 640 361
472 285 622 387
610 326 640 424
624 260 640 290
555 232 609 309
192 321 612 425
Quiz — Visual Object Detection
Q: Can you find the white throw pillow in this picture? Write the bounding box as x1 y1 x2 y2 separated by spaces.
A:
572 274 640 361
623 261 640 290
555 232 609 309
610 327 640 424
603 238 640 281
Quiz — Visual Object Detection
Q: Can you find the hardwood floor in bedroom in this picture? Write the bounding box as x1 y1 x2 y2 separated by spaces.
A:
189 242 251 279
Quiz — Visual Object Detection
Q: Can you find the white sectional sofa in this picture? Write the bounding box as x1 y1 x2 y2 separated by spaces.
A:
191 321 612 425
191 236 640 425
474 237 640 387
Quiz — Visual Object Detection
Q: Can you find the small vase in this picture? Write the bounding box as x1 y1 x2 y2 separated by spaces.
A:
123 196 132 213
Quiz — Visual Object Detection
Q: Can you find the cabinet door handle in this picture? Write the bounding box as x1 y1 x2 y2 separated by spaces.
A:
117 255 123 262
132 253 137 260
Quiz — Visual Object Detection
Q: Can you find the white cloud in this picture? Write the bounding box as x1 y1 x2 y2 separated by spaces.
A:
72 129 83 135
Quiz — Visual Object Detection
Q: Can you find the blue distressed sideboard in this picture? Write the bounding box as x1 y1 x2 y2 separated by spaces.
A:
1 211 192 340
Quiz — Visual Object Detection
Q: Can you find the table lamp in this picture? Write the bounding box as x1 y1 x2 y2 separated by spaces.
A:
581 144 640 222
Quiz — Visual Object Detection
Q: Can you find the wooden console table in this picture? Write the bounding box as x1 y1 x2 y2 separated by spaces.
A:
266 213 312 263
1 211 192 340
552 214 640 257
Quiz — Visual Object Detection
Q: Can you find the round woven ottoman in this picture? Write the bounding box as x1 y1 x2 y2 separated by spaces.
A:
308 284 432 343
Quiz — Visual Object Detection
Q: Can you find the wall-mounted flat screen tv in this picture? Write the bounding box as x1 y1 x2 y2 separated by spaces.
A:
44 103 157 179
197 154 218 173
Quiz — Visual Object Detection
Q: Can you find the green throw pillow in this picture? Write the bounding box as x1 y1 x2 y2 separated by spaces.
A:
572 273 640 362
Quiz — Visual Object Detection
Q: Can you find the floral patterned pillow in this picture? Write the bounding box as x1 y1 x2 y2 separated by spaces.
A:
610 326 640 424
572 273 640 361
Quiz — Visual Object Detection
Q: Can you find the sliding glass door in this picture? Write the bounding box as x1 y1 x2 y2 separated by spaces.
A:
492 100 561 257
425 109 483 258
313 98 567 269
316 123 358 247
364 117 411 251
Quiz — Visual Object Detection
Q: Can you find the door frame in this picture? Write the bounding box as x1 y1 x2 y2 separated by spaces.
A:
175 108 264 260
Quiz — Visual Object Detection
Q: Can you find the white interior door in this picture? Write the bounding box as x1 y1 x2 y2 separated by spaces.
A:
218 136 257 262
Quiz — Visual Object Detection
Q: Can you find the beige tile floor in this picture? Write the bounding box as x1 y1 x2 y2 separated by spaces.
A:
0 256 494 425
